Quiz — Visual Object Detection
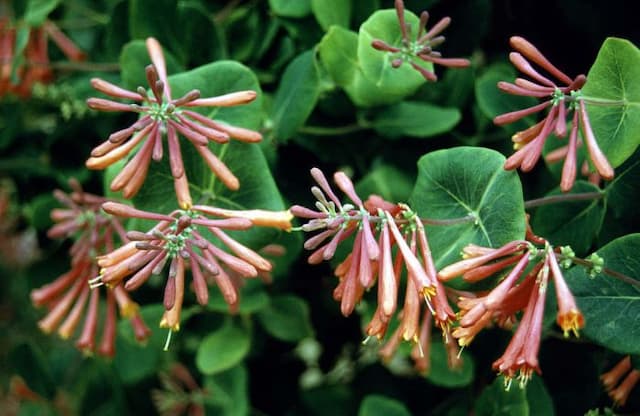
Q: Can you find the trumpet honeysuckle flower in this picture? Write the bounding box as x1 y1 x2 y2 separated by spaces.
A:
445 228 584 387
494 36 613 191
91 202 274 331
601 356 640 407
31 181 150 357
152 363 207 416
293 168 458 372
0 12 85 98
370 0 470 82
85 37 262 208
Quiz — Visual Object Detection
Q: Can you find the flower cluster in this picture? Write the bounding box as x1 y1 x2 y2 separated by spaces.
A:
600 356 640 407
494 36 614 191
292 168 460 372
90 201 291 332
86 37 262 208
1 13 85 98
370 0 470 82
152 363 207 416
30 180 150 357
440 224 584 388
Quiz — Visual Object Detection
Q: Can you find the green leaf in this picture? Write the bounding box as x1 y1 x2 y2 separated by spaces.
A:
302 385 357 416
582 37 640 168
475 376 528 416
355 164 414 203
426 340 475 388
357 10 425 99
128 0 178 52
317 26 359 87
312 0 352 30
269 0 312 17
371 101 461 138
526 376 555 416
358 395 411 416
169 61 264 129
8 343 56 399
564 234 640 355
316 25 416 106
177 3 226 66
207 279 270 315
270 50 321 142
530 181 605 256
410 147 526 267
605 149 640 219
196 320 251 375
475 63 538 133
257 295 314 342
23 0 60 25
119 40 183 91
203 365 249 416
113 304 167 384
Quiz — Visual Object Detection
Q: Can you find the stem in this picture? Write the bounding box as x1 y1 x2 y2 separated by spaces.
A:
213 0 244 24
47 61 121 72
569 257 640 289
524 191 603 209
64 1 111 25
298 124 367 136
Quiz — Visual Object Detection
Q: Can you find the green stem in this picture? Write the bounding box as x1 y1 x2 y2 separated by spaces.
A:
65 0 110 25
524 191 604 209
47 61 120 72
298 124 367 136
569 257 640 289
213 0 242 23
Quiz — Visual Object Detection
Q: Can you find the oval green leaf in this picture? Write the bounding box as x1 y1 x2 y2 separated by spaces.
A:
270 50 321 142
371 101 461 138
582 37 640 168
425 340 475 388
358 394 411 416
24 0 60 25
269 0 312 17
312 0 352 30
203 365 249 416
317 26 360 87
530 181 605 256
475 376 528 416
357 10 425 99
257 295 314 342
564 233 640 355
410 147 526 267
475 62 538 134
196 321 251 375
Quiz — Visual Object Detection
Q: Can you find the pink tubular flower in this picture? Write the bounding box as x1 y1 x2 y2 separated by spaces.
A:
494 36 614 191
601 356 640 407
293 168 459 372
370 0 470 82
85 37 262 208
91 202 278 331
444 225 584 387
31 180 150 357
152 363 207 416
0 7 86 99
